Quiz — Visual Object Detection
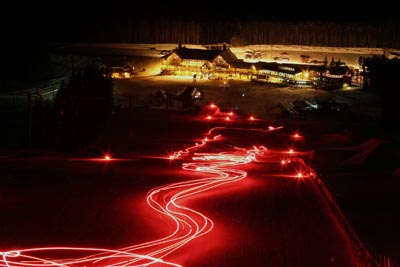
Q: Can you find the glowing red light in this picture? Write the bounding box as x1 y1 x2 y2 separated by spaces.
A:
4 126 317 267
289 149 294 154
292 131 303 140
229 111 233 116
249 116 255 120
209 103 216 108
225 116 230 121
206 115 212 120
268 125 284 131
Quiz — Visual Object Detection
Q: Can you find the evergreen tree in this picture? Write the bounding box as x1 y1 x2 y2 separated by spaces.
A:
330 56 335 67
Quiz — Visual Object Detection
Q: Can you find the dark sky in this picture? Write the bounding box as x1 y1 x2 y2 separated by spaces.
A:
6 1 400 24
3 1 399 43
129 2 398 23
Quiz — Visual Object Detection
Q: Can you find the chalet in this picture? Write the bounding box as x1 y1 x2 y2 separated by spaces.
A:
250 62 354 89
108 65 135 79
319 65 353 89
230 60 257 79
161 44 353 89
161 44 237 79
99 57 135 79
252 62 322 87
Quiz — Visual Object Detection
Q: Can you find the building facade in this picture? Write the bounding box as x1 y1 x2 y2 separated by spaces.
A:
161 45 353 89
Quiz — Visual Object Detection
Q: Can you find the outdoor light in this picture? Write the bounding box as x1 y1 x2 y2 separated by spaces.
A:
292 132 303 139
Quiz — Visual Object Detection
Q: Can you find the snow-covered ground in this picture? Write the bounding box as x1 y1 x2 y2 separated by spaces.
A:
230 44 386 68
60 42 399 69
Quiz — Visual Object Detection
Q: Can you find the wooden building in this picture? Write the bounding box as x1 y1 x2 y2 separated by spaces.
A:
161 44 237 79
161 44 353 89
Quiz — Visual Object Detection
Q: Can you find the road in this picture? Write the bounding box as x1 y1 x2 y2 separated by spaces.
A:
0 108 371 267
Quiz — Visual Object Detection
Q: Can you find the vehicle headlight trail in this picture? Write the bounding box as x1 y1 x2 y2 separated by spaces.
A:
1 126 291 267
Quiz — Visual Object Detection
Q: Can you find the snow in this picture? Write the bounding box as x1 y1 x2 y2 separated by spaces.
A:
60 42 399 70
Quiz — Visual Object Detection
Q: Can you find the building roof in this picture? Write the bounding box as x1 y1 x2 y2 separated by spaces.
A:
174 48 220 60
100 56 134 69
219 49 238 64
231 60 255 69
254 62 324 74
167 47 238 64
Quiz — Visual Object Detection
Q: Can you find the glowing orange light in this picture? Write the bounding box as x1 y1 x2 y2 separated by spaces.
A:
206 115 212 120
289 149 294 154
281 160 286 165
297 172 303 178
225 117 230 121
209 103 216 108
104 155 111 161
249 116 255 120
229 111 233 116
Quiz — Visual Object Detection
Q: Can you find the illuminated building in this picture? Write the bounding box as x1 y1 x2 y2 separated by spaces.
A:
100 57 135 79
108 66 135 79
161 44 353 89
161 43 237 79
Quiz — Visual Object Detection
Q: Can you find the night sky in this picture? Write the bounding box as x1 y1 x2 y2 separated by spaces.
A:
5 0 400 36
129 2 399 23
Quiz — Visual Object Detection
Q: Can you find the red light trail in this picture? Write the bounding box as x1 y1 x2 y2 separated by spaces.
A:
1 125 313 267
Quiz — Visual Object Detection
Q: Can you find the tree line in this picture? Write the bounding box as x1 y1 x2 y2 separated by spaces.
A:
55 19 400 48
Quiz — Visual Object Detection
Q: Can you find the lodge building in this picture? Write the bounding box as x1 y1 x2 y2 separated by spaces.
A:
161 44 353 89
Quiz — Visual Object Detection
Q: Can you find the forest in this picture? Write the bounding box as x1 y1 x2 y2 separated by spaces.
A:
49 19 400 48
